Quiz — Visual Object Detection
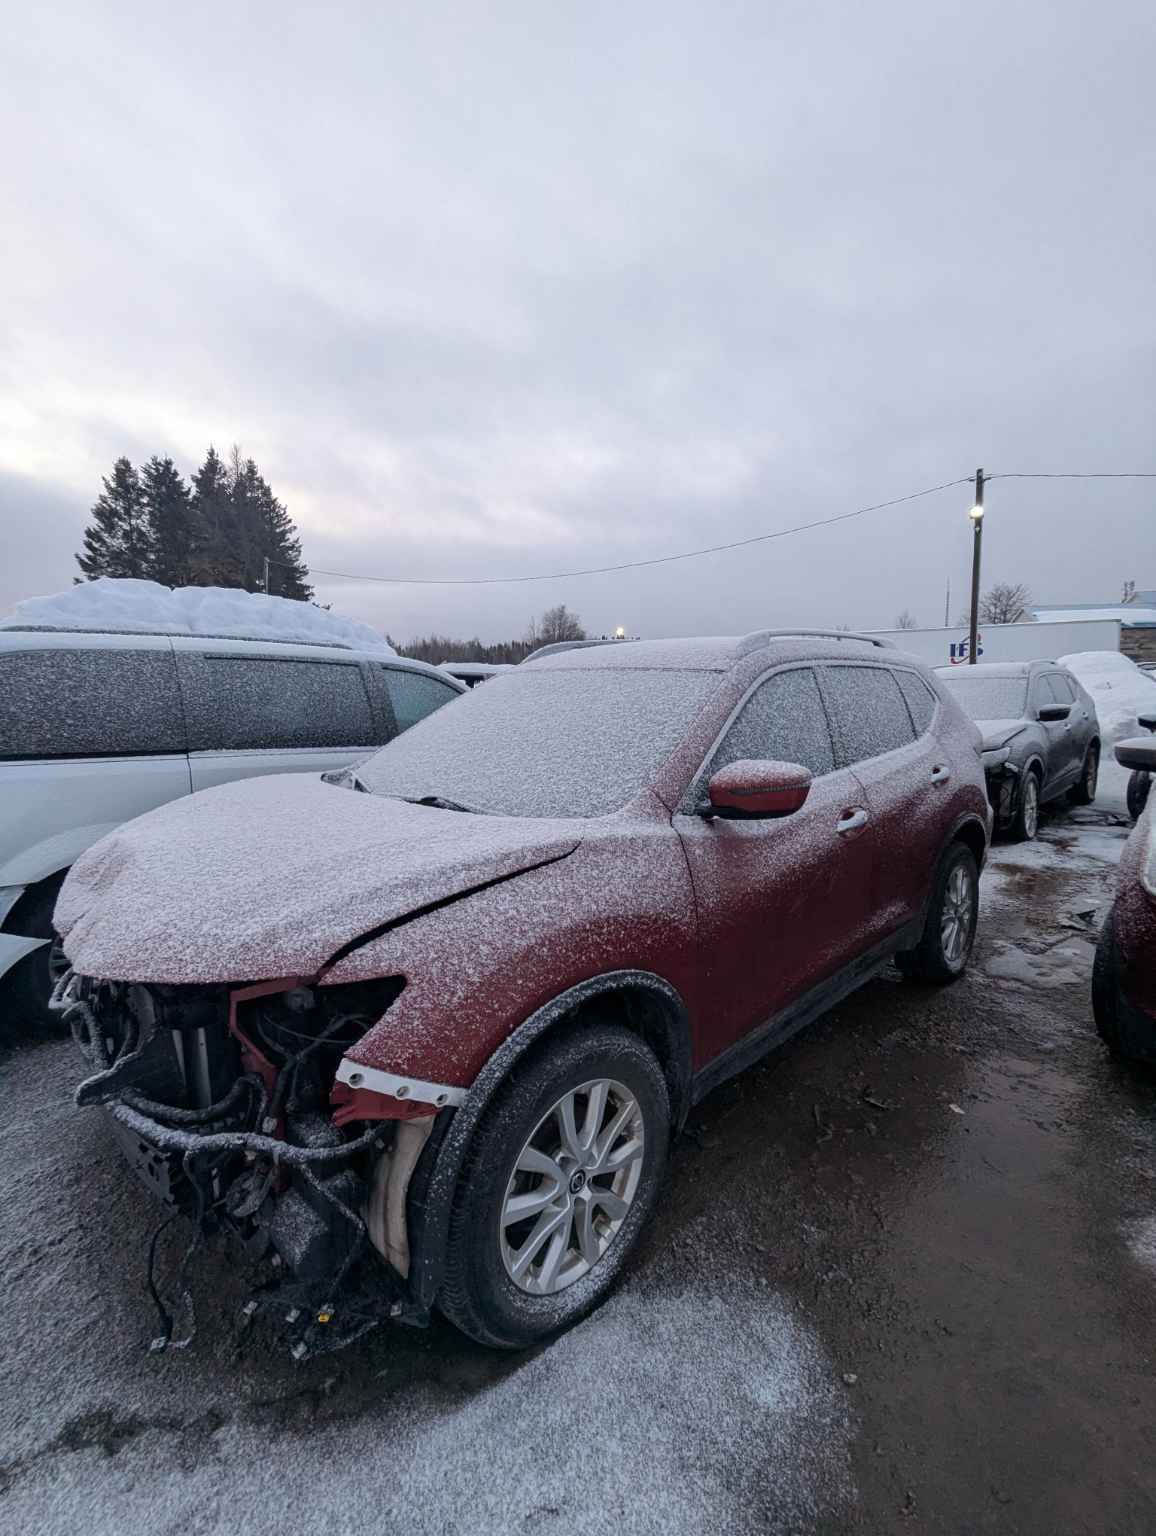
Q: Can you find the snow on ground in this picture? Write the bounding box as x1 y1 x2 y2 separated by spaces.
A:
1058 650 1156 742
0 1282 855 1536
0 578 396 653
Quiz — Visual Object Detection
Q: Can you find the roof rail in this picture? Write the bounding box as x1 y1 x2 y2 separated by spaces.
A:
737 628 895 656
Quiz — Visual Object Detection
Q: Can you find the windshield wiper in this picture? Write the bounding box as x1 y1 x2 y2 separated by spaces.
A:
394 794 489 815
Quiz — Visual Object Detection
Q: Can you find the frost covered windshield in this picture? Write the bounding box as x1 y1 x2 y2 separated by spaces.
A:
358 666 719 817
938 673 1028 720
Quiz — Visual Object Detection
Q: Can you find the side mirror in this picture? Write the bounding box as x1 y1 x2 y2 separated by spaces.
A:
703 759 812 820
1116 737 1156 772
1038 704 1071 722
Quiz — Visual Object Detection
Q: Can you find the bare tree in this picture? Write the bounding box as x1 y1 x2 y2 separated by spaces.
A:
895 609 918 630
978 582 1032 625
533 604 586 646
1123 579 1137 605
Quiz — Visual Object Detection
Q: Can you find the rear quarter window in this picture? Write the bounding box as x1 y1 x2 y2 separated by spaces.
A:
383 667 462 731
895 669 937 735
822 664 916 764
178 654 376 751
0 647 185 759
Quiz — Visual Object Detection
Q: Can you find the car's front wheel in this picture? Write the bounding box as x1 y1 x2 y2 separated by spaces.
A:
439 1024 670 1348
1008 770 1041 842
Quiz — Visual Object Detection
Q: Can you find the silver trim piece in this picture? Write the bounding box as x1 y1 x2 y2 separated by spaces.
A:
334 1057 468 1108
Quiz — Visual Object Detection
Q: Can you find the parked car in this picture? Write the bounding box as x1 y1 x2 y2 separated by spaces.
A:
934 661 1100 841
58 631 989 1352
439 662 516 688
1093 754 1156 1060
0 628 464 1026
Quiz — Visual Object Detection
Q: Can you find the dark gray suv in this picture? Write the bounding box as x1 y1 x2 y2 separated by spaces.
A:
934 661 1100 840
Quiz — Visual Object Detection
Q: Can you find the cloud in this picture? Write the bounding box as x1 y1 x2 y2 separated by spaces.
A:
2 0 1153 642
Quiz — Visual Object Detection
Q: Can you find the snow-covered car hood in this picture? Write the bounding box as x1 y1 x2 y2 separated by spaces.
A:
56 774 582 984
977 719 1028 752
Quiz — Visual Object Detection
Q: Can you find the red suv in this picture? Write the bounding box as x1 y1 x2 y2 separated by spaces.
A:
58 631 989 1351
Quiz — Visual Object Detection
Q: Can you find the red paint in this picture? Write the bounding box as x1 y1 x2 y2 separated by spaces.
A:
707 760 812 818
227 977 304 1097
330 1082 437 1125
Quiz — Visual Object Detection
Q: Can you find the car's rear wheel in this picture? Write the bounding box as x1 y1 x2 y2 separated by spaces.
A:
1008 770 1041 842
896 842 979 984
438 1024 670 1348
1069 743 1099 806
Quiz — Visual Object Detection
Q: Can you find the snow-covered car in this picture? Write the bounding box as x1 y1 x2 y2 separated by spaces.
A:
1057 649 1156 744
934 661 1100 841
439 662 515 688
58 631 990 1353
0 626 463 1026
1093 763 1156 1061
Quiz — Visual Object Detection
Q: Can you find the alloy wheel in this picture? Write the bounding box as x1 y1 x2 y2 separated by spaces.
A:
1022 776 1040 839
1085 749 1099 799
940 862 976 967
500 1078 645 1296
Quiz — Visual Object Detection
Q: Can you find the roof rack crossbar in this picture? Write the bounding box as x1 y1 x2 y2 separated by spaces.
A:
737 628 895 655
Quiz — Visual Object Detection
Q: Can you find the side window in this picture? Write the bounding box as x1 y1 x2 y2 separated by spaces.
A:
822 665 916 765
0 648 184 760
384 668 462 732
182 656 375 750
709 667 836 779
1037 675 1068 710
1050 674 1076 704
895 669 937 735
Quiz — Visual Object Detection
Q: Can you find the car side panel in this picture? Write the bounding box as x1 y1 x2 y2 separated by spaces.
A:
330 805 706 1082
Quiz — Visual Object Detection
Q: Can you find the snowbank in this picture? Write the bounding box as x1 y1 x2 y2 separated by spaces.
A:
1059 650 1156 742
0 577 395 653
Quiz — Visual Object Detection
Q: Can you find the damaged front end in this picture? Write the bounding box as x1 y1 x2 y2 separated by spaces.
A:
63 971 442 1358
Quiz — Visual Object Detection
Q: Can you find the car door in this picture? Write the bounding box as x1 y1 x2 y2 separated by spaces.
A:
378 664 465 733
674 664 877 1063
818 662 944 942
1033 673 1077 794
1050 672 1090 782
176 650 382 792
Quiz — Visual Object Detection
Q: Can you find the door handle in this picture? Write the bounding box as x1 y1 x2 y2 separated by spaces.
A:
837 807 869 834
930 765 951 784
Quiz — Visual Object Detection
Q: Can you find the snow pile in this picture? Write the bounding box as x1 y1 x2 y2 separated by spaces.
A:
0 577 395 653
1058 650 1156 742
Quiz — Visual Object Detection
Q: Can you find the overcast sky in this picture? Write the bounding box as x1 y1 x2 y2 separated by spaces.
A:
3 0 1154 643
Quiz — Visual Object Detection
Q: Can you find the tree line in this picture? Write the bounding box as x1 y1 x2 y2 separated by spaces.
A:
397 604 587 665
76 446 312 599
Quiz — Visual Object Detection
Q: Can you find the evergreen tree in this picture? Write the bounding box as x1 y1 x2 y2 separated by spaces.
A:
189 446 241 587
250 462 312 600
76 457 151 579
141 456 197 586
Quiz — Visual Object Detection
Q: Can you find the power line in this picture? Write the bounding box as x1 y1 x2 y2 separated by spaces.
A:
286 475 974 587
274 468 1156 588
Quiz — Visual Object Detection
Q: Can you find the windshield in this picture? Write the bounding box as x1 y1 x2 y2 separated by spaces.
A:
358 666 720 818
939 672 1028 720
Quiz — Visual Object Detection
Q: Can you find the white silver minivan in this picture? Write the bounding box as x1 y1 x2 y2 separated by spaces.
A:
0 627 465 1029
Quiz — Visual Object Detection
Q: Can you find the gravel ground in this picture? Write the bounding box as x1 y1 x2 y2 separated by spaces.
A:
3 762 1156 1534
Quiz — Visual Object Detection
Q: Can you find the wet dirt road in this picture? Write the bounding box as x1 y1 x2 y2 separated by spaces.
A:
3 768 1155 1534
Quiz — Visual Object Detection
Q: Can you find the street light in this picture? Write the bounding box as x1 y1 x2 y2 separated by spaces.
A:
967 468 985 664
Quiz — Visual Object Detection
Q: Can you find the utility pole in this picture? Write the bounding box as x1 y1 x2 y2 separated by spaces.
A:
944 577 950 628
263 555 271 596
967 467 985 664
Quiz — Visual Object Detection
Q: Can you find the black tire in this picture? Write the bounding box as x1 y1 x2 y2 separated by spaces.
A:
438 1024 670 1349
1126 770 1151 824
1068 742 1099 806
1008 769 1041 843
896 842 979 985
2 881 68 1037
1092 913 1124 1056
